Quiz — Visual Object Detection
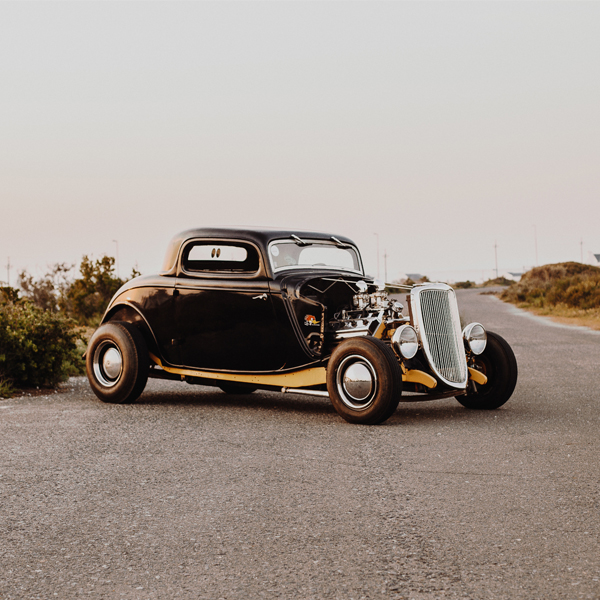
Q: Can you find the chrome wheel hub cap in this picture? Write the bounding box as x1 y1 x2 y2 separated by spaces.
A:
103 348 122 379
93 341 123 387
336 355 378 411
343 363 373 401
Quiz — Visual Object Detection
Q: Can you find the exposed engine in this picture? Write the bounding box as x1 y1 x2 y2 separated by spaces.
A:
328 282 408 339
285 275 409 355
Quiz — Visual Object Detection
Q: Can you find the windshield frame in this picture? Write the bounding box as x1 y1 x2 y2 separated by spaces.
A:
267 238 364 276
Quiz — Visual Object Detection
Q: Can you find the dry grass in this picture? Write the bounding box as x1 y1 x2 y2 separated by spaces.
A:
500 262 600 331
501 262 600 307
512 302 600 331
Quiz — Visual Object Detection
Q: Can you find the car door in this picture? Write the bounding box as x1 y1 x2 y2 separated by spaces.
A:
173 240 286 372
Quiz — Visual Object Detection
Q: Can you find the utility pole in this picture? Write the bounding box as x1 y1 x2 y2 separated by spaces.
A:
494 241 498 279
6 256 10 287
383 249 388 283
373 233 380 279
533 225 538 266
580 238 584 263
113 240 120 278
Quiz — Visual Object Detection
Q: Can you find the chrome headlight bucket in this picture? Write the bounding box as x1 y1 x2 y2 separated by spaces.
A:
463 322 487 355
392 325 419 359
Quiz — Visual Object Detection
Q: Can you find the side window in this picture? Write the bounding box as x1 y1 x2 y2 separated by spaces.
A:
182 241 260 273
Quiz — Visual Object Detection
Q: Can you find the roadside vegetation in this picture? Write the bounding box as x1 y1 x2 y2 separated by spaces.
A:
388 276 513 292
0 256 139 398
500 262 600 330
386 275 430 293
454 276 513 289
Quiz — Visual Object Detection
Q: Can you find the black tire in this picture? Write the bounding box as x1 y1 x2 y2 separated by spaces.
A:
327 337 402 425
218 382 257 395
86 321 149 404
456 331 518 410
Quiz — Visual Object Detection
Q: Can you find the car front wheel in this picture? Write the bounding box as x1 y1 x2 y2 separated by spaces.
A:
327 337 402 425
456 331 518 410
86 322 149 404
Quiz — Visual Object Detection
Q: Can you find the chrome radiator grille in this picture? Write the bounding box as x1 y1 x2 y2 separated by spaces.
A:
412 285 468 388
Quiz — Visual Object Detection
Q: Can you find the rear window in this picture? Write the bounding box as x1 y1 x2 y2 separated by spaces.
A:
182 241 260 273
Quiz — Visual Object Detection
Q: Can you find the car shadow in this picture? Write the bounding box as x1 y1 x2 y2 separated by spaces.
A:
134 384 522 426
135 387 338 416
385 399 524 427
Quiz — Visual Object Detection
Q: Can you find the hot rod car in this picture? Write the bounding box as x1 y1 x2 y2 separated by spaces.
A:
86 228 518 424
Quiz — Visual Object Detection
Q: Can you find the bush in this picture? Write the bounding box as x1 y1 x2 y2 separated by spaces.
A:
0 288 84 390
66 255 125 325
501 262 600 309
1 254 141 395
18 263 73 313
453 280 475 289
67 256 141 325
19 255 140 327
482 276 513 287
0 378 15 399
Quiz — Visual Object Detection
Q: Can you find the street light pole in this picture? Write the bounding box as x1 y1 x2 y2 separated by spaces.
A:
113 240 120 278
494 241 498 279
384 248 388 283
373 233 380 279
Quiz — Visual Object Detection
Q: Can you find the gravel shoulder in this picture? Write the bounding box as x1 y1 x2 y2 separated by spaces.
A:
1 289 599 599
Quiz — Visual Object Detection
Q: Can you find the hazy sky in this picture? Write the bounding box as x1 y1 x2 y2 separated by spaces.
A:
1 1 599 284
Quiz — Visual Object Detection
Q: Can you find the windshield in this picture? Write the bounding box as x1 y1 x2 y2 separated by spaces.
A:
269 240 363 274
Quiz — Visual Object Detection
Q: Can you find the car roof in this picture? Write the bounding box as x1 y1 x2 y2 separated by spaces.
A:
161 227 358 275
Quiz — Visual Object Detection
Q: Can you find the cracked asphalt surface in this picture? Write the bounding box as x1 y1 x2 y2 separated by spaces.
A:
1 289 599 599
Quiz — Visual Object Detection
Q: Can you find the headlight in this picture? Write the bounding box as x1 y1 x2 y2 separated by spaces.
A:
391 325 419 359
463 322 487 355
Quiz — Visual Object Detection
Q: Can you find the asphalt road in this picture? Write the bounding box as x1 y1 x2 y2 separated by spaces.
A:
1 289 599 599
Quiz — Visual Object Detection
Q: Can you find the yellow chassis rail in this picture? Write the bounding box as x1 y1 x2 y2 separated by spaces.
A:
149 353 327 387
150 353 486 390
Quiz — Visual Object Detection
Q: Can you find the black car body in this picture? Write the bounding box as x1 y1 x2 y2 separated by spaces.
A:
86 228 518 424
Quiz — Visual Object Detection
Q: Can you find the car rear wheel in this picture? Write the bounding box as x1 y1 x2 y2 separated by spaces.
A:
456 331 517 410
327 337 402 425
86 321 149 404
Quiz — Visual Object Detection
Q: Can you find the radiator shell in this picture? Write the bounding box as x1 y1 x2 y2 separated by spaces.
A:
410 284 468 389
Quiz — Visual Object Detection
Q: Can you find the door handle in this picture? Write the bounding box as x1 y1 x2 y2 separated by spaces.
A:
252 293 268 301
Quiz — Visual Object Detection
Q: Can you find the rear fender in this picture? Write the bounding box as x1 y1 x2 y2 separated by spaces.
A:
101 303 160 357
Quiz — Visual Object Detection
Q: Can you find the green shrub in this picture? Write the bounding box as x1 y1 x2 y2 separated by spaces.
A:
67 256 140 326
18 263 73 313
0 377 15 399
66 255 123 325
0 289 84 389
19 255 140 327
0 286 20 303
